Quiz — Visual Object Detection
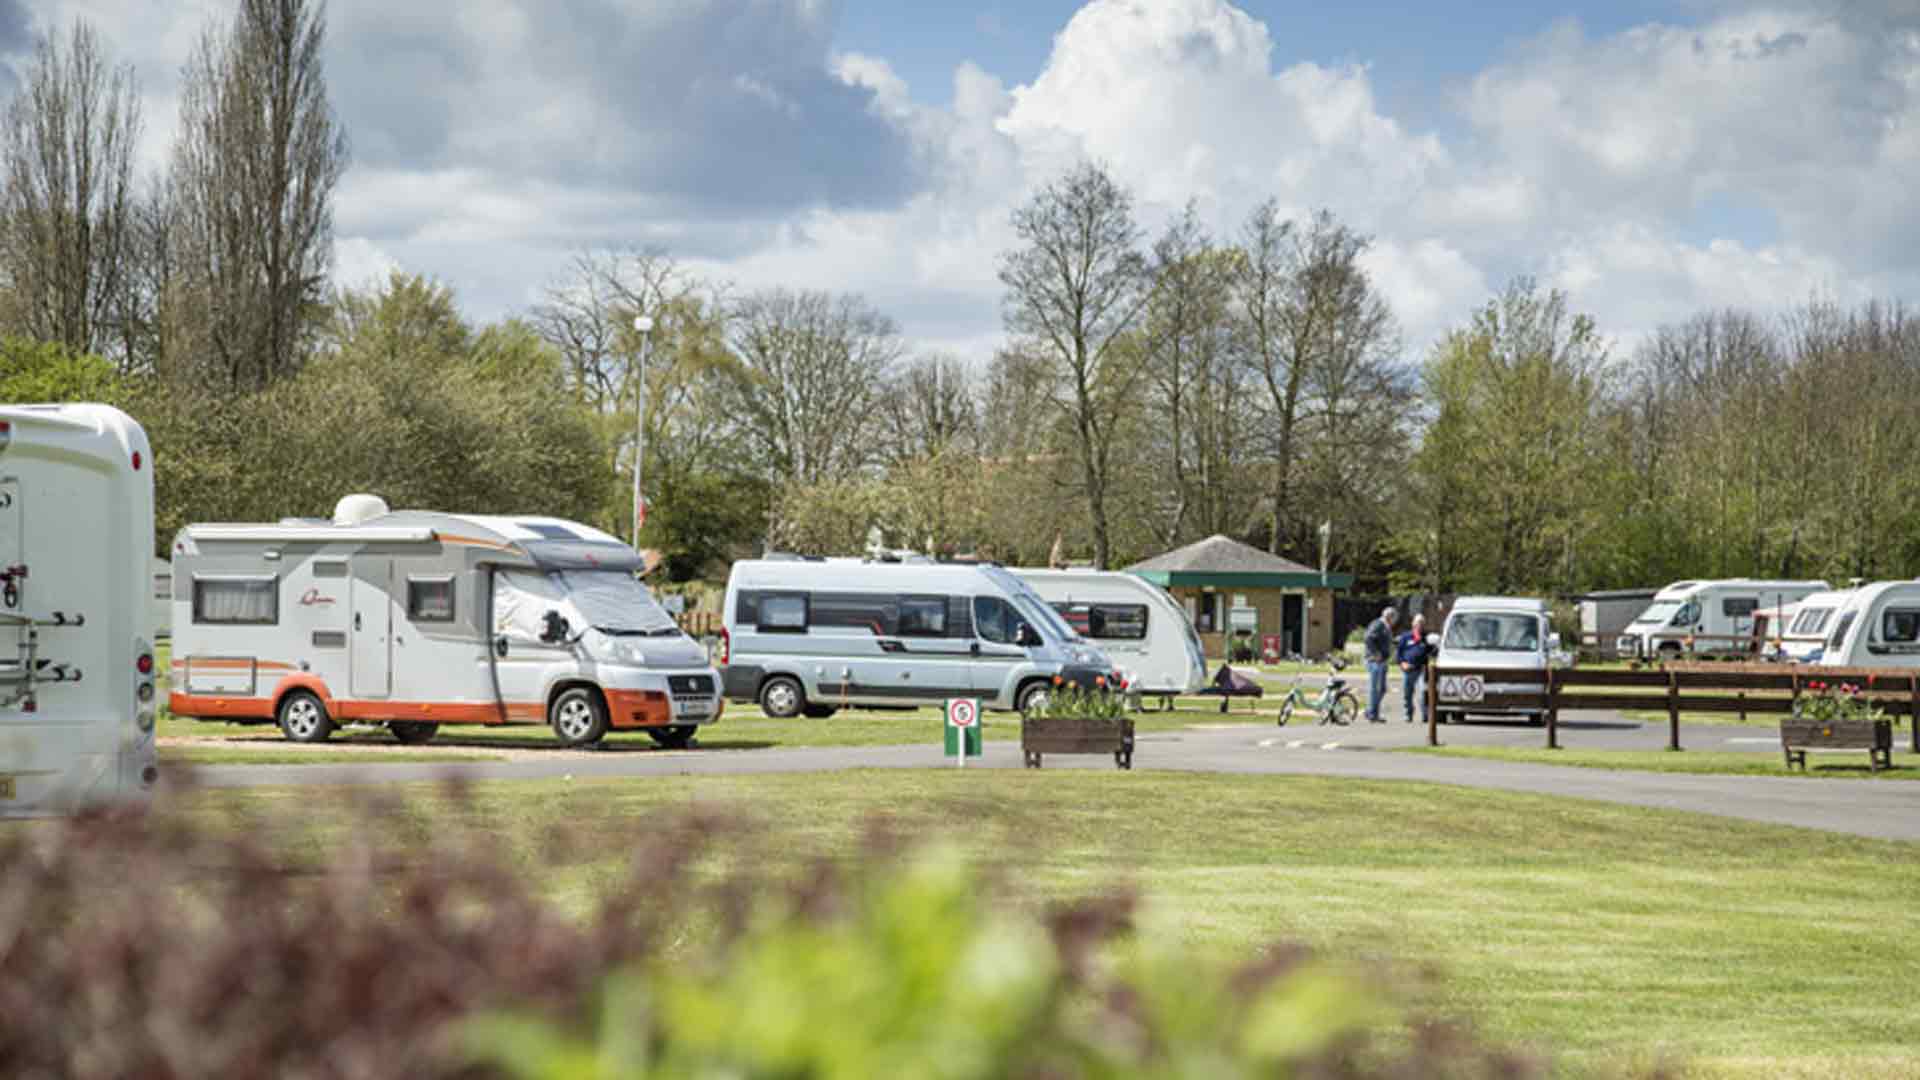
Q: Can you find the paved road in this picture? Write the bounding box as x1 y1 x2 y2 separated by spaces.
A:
175 719 1920 844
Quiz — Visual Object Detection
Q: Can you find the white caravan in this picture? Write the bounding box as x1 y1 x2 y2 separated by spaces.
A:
1434 596 1567 725
1773 588 1854 663
1614 579 1829 659
1014 568 1206 696
169 495 722 748
1811 582 1920 670
0 404 157 817
720 558 1117 717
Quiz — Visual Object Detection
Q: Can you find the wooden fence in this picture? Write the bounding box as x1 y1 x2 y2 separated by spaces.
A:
1424 663 1920 753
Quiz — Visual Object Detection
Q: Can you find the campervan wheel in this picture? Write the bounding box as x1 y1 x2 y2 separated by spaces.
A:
277 691 334 744
550 687 609 748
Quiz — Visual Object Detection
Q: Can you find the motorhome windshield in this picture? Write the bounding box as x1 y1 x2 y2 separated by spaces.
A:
1006 581 1080 643
557 570 679 636
1631 601 1683 626
1445 613 1542 653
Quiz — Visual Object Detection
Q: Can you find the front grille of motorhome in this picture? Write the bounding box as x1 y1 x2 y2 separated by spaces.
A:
670 675 716 696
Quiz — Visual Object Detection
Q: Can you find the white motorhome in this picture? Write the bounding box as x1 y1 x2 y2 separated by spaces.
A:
0 404 157 817
720 558 1117 717
1014 568 1207 697
169 495 722 748
1434 596 1567 725
1614 579 1829 659
1811 582 1920 669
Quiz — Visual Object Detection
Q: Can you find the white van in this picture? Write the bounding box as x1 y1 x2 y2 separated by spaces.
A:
0 404 158 817
1812 582 1920 669
169 494 722 748
720 558 1117 717
1615 579 1829 659
1014 568 1206 697
1434 596 1566 725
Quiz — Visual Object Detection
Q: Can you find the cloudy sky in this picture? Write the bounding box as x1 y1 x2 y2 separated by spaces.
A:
8 0 1919 362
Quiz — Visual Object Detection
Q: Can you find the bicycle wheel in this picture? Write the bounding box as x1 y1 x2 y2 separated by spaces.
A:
1277 697 1295 727
1328 691 1358 726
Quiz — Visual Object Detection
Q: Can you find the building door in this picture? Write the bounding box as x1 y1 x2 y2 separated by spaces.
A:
1283 594 1305 655
350 557 393 699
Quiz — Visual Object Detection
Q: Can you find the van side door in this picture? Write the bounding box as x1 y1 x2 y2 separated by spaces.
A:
970 595 1033 706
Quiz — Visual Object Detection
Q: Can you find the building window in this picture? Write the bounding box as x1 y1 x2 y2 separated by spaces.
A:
408 577 456 622
192 577 278 625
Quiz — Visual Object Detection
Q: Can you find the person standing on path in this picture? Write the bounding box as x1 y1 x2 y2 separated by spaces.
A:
1397 614 1435 724
1363 606 1396 723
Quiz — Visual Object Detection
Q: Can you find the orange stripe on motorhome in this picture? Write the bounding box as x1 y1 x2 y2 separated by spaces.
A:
438 533 522 554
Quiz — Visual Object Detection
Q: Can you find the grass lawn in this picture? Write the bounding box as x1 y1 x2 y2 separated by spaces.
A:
178 770 1920 1079
1396 745 1920 780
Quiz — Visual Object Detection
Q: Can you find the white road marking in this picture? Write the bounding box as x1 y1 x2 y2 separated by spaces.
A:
1724 737 1779 745
1321 742 1341 750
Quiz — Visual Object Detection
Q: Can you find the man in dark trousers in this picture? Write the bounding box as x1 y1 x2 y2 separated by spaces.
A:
1363 606 1396 723
1397 614 1435 724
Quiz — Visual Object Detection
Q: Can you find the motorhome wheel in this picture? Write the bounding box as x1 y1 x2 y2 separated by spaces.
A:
759 676 805 719
647 725 697 749
550 687 608 748
1016 680 1050 716
277 691 334 744
390 721 438 745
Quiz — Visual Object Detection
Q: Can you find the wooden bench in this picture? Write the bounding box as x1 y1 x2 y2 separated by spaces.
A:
1021 714 1134 770
1779 718 1893 772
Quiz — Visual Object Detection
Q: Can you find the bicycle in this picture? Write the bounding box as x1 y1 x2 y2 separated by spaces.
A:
1275 656 1359 726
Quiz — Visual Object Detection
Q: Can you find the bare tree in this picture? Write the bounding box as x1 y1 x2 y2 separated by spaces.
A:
725 288 903 486
997 162 1150 568
0 20 141 362
169 0 348 389
876 353 976 464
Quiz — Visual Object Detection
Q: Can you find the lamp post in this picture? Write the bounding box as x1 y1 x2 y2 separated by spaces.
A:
631 314 654 548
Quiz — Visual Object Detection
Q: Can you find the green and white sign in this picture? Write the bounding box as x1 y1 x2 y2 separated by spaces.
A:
944 697 983 763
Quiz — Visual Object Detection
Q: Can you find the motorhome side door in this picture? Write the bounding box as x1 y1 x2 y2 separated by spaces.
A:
350 557 394 699
0 479 20 696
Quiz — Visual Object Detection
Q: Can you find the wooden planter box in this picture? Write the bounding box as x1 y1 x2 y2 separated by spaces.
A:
1779 717 1893 772
1021 714 1135 770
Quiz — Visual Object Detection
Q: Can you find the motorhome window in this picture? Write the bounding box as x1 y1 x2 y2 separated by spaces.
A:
897 596 948 637
757 593 808 632
313 560 348 579
1673 601 1700 627
1789 607 1832 635
973 596 1032 646
407 577 456 622
1881 609 1920 644
1721 597 1757 618
811 592 894 636
1444 613 1541 652
1826 611 1857 651
193 577 277 625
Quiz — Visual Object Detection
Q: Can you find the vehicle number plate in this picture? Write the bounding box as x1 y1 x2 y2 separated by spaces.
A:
0 776 14 800
676 701 712 719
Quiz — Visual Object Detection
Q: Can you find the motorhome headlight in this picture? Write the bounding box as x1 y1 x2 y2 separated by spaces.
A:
600 638 649 666
1071 645 1105 666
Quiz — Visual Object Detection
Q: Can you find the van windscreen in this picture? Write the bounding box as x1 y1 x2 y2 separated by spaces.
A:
1444 613 1540 652
556 570 678 636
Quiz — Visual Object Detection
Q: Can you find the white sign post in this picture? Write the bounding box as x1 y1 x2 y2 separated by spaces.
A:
945 698 981 767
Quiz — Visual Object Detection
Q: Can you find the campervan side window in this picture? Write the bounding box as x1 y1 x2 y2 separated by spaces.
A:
757 594 808 633
407 577 456 622
973 596 1032 646
897 596 948 637
313 560 348 579
1721 597 1757 618
193 577 277 625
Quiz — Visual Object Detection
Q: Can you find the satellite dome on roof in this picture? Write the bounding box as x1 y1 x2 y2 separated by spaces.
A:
332 493 390 526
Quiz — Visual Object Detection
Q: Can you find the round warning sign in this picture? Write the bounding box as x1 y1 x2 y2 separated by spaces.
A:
946 698 979 728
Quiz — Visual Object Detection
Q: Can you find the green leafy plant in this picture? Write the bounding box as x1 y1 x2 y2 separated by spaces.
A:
1037 675 1128 724
1794 680 1886 726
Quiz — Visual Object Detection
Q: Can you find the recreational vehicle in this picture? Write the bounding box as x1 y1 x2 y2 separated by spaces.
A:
1811 582 1920 670
1014 568 1207 697
1434 596 1567 725
1771 588 1854 662
1614 579 1829 659
720 558 1118 718
0 404 157 817
169 496 722 748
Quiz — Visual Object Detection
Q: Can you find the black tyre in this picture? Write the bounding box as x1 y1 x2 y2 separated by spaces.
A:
550 686 609 748
277 690 333 744
1327 692 1358 727
647 725 697 749
1016 680 1051 716
802 704 838 720
1277 698 1294 727
390 721 438 745
759 676 806 719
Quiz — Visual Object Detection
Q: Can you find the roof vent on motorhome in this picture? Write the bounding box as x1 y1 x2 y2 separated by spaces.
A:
333 493 391 526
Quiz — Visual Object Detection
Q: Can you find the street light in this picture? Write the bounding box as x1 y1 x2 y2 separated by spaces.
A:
631 314 654 548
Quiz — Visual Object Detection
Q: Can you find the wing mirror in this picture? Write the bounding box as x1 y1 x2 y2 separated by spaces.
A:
539 610 572 644
493 635 509 659
1015 623 1041 647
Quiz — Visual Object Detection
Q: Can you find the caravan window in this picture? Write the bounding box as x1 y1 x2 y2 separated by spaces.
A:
757 594 808 632
192 577 278 625
1052 602 1149 641
1880 609 1920 645
898 596 948 637
1826 611 1858 652
407 577 456 622
1788 607 1833 636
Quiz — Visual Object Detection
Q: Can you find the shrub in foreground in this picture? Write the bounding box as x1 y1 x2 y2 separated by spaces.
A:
0 787 1538 1078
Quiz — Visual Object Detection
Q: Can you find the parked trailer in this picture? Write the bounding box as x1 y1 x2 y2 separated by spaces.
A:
169 495 722 748
1014 568 1207 698
1812 582 1920 670
0 404 157 817
1614 579 1829 659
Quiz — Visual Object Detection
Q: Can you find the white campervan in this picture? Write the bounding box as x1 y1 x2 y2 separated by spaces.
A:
0 404 157 817
1812 582 1920 670
1014 568 1207 697
1434 596 1566 725
169 495 722 748
1614 579 1829 659
720 558 1117 718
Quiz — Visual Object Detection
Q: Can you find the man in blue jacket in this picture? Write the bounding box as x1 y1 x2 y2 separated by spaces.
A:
1397 614 1435 724
1363 606 1396 723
